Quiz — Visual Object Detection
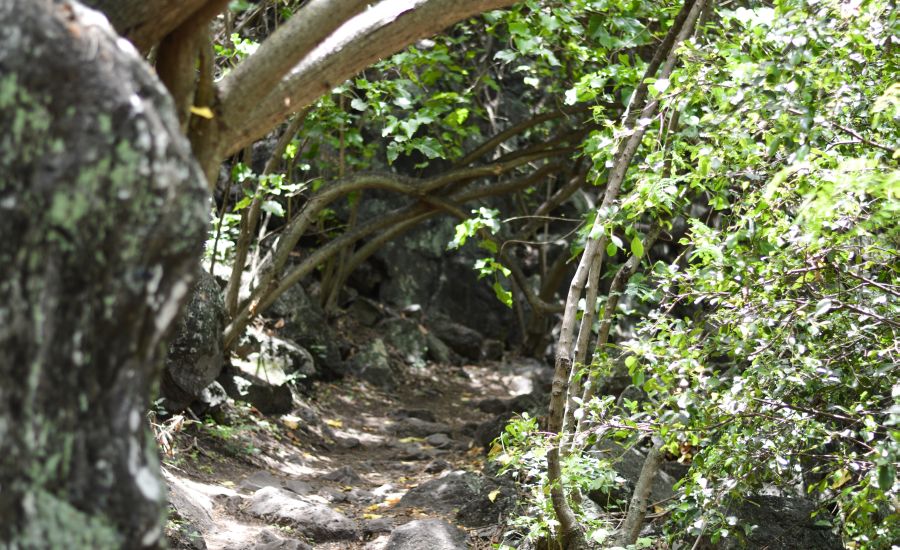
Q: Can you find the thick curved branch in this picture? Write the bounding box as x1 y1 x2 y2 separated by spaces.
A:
221 0 519 156
456 105 590 166
224 159 566 348
83 0 214 53
218 0 371 135
515 168 588 240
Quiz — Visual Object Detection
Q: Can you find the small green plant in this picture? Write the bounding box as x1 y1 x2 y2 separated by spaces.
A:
491 413 622 545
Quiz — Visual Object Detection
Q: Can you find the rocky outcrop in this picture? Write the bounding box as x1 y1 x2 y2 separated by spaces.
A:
246 487 359 542
587 440 677 508
162 269 227 412
218 364 294 415
427 313 484 361
350 338 398 389
398 471 482 514
380 317 429 369
384 519 468 550
713 495 843 550
248 331 317 383
266 283 343 378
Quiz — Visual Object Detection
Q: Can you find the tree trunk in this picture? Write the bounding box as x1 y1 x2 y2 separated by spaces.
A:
0 1 207 547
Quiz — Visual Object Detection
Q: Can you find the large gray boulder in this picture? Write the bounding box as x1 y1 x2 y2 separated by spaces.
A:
246 487 359 542
244 331 317 383
456 472 517 528
427 313 484 361
714 495 843 550
398 471 482 514
252 528 312 550
384 519 468 550
587 440 677 508
218 365 294 416
162 269 227 411
363 208 514 341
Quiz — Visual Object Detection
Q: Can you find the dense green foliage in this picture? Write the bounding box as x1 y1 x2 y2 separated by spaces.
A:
208 0 897 547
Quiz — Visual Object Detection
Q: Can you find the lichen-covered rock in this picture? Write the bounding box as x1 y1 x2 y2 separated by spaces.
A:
0 2 207 547
425 331 459 365
161 269 226 411
218 365 294 416
364 209 513 341
350 338 398 388
266 283 343 378
345 297 385 327
456 472 517 528
389 417 452 439
244 331 317 383
253 528 312 550
380 317 429 369
587 440 677 508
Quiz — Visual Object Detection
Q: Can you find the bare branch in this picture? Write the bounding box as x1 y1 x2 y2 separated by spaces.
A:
221 0 519 156
218 0 371 136
617 439 665 547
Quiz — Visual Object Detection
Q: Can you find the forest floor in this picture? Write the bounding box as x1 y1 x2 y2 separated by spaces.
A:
161 357 536 549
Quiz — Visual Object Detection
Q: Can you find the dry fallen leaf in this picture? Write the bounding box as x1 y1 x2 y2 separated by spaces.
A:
189 105 214 119
324 418 343 428
488 489 500 503
281 415 301 430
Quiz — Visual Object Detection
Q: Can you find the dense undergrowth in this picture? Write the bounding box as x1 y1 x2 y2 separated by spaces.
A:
208 0 898 547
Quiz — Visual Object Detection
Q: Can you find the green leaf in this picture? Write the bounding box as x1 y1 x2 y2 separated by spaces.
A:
878 463 895 491
606 242 618 256
233 196 252 211
814 298 832 317
492 281 513 308
479 239 499 254
350 98 368 111
651 78 670 95
631 236 644 258
261 200 284 218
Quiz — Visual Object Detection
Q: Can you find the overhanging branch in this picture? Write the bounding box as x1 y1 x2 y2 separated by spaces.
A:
220 0 519 157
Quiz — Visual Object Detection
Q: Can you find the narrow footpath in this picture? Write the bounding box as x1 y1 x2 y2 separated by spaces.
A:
163 357 549 549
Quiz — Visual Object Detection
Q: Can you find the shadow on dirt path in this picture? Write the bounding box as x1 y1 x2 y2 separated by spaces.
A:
163 358 549 549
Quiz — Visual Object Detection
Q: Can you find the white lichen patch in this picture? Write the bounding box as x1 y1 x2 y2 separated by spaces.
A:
134 467 161 502
140 524 162 547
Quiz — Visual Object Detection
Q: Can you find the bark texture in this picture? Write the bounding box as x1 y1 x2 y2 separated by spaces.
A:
0 1 208 547
80 0 210 52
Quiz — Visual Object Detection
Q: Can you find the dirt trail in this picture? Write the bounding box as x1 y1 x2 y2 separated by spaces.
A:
163 360 537 549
